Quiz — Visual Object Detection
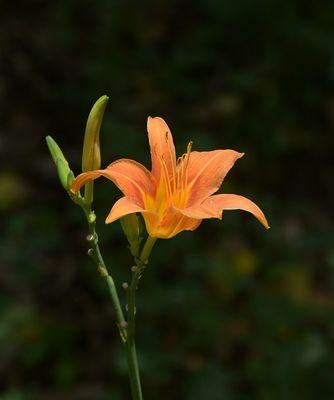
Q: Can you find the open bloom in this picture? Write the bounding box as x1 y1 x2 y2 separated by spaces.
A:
71 117 269 238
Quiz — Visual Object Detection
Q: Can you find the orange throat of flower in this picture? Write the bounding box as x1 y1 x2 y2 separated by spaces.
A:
146 141 193 216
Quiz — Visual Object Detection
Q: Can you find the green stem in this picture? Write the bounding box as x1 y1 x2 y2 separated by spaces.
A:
125 236 157 400
84 181 94 206
83 205 127 341
126 339 142 400
140 236 157 264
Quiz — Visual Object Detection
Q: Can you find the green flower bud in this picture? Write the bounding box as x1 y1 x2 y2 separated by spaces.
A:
56 159 73 190
46 136 74 190
46 135 67 165
82 95 109 173
120 214 142 257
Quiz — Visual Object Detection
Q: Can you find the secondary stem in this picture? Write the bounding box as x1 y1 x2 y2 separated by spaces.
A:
126 236 157 400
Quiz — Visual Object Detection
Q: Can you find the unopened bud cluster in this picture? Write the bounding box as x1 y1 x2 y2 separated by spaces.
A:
46 95 108 205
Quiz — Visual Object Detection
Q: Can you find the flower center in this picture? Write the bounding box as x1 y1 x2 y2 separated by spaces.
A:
148 141 192 215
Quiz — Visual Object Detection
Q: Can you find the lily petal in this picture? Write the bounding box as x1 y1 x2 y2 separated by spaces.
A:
71 159 156 207
186 150 244 205
212 194 269 228
182 194 269 228
105 197 146 223
147 117 176 180
106 197 160 235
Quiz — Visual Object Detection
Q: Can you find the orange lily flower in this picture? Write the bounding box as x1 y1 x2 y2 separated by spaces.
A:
71 117 269 239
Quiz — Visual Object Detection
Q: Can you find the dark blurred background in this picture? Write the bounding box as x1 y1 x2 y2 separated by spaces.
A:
1 1 334 399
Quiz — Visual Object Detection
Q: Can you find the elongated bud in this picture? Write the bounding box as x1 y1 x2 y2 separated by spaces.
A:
82 95 108 172
56 159 73 190
120 214 142 257
46 136 74 190
82 95 108 205
46 135 67 165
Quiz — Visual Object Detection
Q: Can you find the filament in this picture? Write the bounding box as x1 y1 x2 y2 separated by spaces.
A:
165 131 177 193
158 153 172 200
154 140 193 210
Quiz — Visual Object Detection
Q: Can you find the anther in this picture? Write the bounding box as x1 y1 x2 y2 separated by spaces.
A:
131 266 138 272
120 321 128 329
122 282 129 290
87 248 94 257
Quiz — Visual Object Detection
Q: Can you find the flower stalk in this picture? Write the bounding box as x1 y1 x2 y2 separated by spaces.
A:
75 196 128 342
125 236 157 400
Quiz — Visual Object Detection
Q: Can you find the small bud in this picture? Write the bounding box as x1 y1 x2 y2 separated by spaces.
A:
82 95 108 173
98 265 108 277
67 170 75 187
120 321 128 329
46 136 74 190
88 211 96 223
56 159 72 189
131 266 138 272
120 214 142 257
122 282 129 290
46 136 67 165
86 234 95 242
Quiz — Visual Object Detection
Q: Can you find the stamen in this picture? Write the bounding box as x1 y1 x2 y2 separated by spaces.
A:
178 141 193 207
181 154 187 190
184 141 193 185
163 158 173 198
186 141 193 160
165 130 177 193
157 153 172 200
176 157 182 191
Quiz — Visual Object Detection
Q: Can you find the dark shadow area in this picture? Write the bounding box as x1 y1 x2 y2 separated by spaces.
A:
1 1 333 399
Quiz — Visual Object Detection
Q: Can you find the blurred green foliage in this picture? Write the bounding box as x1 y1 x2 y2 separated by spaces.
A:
1 1 334 399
